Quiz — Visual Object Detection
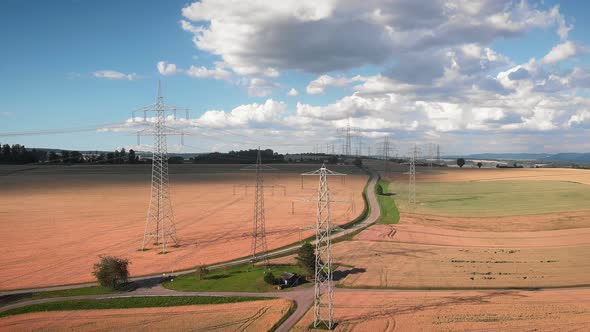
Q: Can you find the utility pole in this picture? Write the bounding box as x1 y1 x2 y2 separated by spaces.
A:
241 148 276 267
436 144 441 165
138 82 188 254
409 144 418 210
301 164 346 329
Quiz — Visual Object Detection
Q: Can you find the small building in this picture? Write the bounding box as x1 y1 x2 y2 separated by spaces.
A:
279 272 300 288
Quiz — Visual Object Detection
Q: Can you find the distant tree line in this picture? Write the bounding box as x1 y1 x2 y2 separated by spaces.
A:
0 143 147 165
191 149 285 164
0 144 45 164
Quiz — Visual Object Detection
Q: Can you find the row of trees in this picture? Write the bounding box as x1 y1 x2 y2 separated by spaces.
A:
0 144 45 164
0 143 146 165
192 149 285 164
47 148 142 164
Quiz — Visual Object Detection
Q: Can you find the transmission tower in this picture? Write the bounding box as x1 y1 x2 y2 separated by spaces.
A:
301 164 346 329
139 82 188 254
427 143 434 168
436 144 441 165
241 148 277 267
408 144 418 210
338 118 359 157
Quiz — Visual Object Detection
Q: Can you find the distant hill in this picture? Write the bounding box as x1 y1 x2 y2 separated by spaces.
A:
445 153 590 163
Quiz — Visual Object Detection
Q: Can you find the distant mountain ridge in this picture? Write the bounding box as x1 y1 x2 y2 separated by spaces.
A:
445 153 590 163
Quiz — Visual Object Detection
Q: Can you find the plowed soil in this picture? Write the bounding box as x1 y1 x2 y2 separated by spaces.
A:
0 298 291 331
293 289 590 331
332 240 590 288
0 164 367 290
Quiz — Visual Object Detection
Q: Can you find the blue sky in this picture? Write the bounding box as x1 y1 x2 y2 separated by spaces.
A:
1 0 589 155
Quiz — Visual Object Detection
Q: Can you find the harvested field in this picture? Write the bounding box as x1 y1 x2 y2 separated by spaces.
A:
332 240 590 288
400 210 590 232
355 224 590 247
0 298 291 331
392 180 590 217
0 164 367 290
293 289 590 331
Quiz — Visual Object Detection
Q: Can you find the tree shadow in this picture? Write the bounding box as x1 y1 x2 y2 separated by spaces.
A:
204 274 231 280
333 267 367 281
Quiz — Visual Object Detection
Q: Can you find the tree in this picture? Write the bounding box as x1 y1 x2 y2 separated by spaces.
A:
376 183 384 195
195 265 208 280
61 150 70 163
128 149 136 164
92 256 130 290
457 158 465 168
296 242 316 276
477 162 483 168
353 158 363 167
70 151 83 163
263 271 277 285
1 144 10 159
48 151 58 163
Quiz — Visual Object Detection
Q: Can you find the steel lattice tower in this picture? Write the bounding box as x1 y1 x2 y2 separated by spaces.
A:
408 144 418 210
139 82 186 254
302 164 346 329
251 149 268 266
241 148 277 267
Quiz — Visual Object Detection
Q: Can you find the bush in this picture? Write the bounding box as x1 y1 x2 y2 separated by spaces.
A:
263 272 277 285
376 183 383 195
457 158 465 168
92 256 130 290
296 242 316 276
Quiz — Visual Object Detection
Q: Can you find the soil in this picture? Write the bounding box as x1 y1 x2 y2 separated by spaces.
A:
0 298 291 331
292 289 590 331
0 164 367 290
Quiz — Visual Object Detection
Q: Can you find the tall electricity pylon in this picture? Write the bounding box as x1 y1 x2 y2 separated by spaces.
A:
408 144 418 210
241 148 276 267
301 164 346 329
338 118 359 157
138 82 187 254
436 144 441 165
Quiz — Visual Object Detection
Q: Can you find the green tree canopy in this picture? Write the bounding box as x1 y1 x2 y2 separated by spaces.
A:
296 242 316 276
92 256 130 290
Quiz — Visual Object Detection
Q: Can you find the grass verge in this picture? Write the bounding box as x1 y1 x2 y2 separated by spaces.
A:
0 285 124 307
376 179 400 224
163 264 306 292
0 295 269 318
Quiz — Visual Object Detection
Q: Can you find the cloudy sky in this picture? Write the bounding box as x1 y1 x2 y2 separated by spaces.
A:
1 0 590 155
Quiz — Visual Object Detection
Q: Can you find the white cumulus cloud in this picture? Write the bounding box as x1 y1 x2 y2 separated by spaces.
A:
93 70 137 80
157 61 181 76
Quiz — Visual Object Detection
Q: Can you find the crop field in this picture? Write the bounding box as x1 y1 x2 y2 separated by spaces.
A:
333 240 590 288
0 164 367 290
328 162 590 291
392 180 590 217
0 298 292 331
293 289 590 331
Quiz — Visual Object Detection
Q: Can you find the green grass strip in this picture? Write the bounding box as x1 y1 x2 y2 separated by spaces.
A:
0 295 269 318
376 179 400 224
163 264 306 292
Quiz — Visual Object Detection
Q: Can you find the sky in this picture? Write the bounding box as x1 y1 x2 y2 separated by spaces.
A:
1 0 590 156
